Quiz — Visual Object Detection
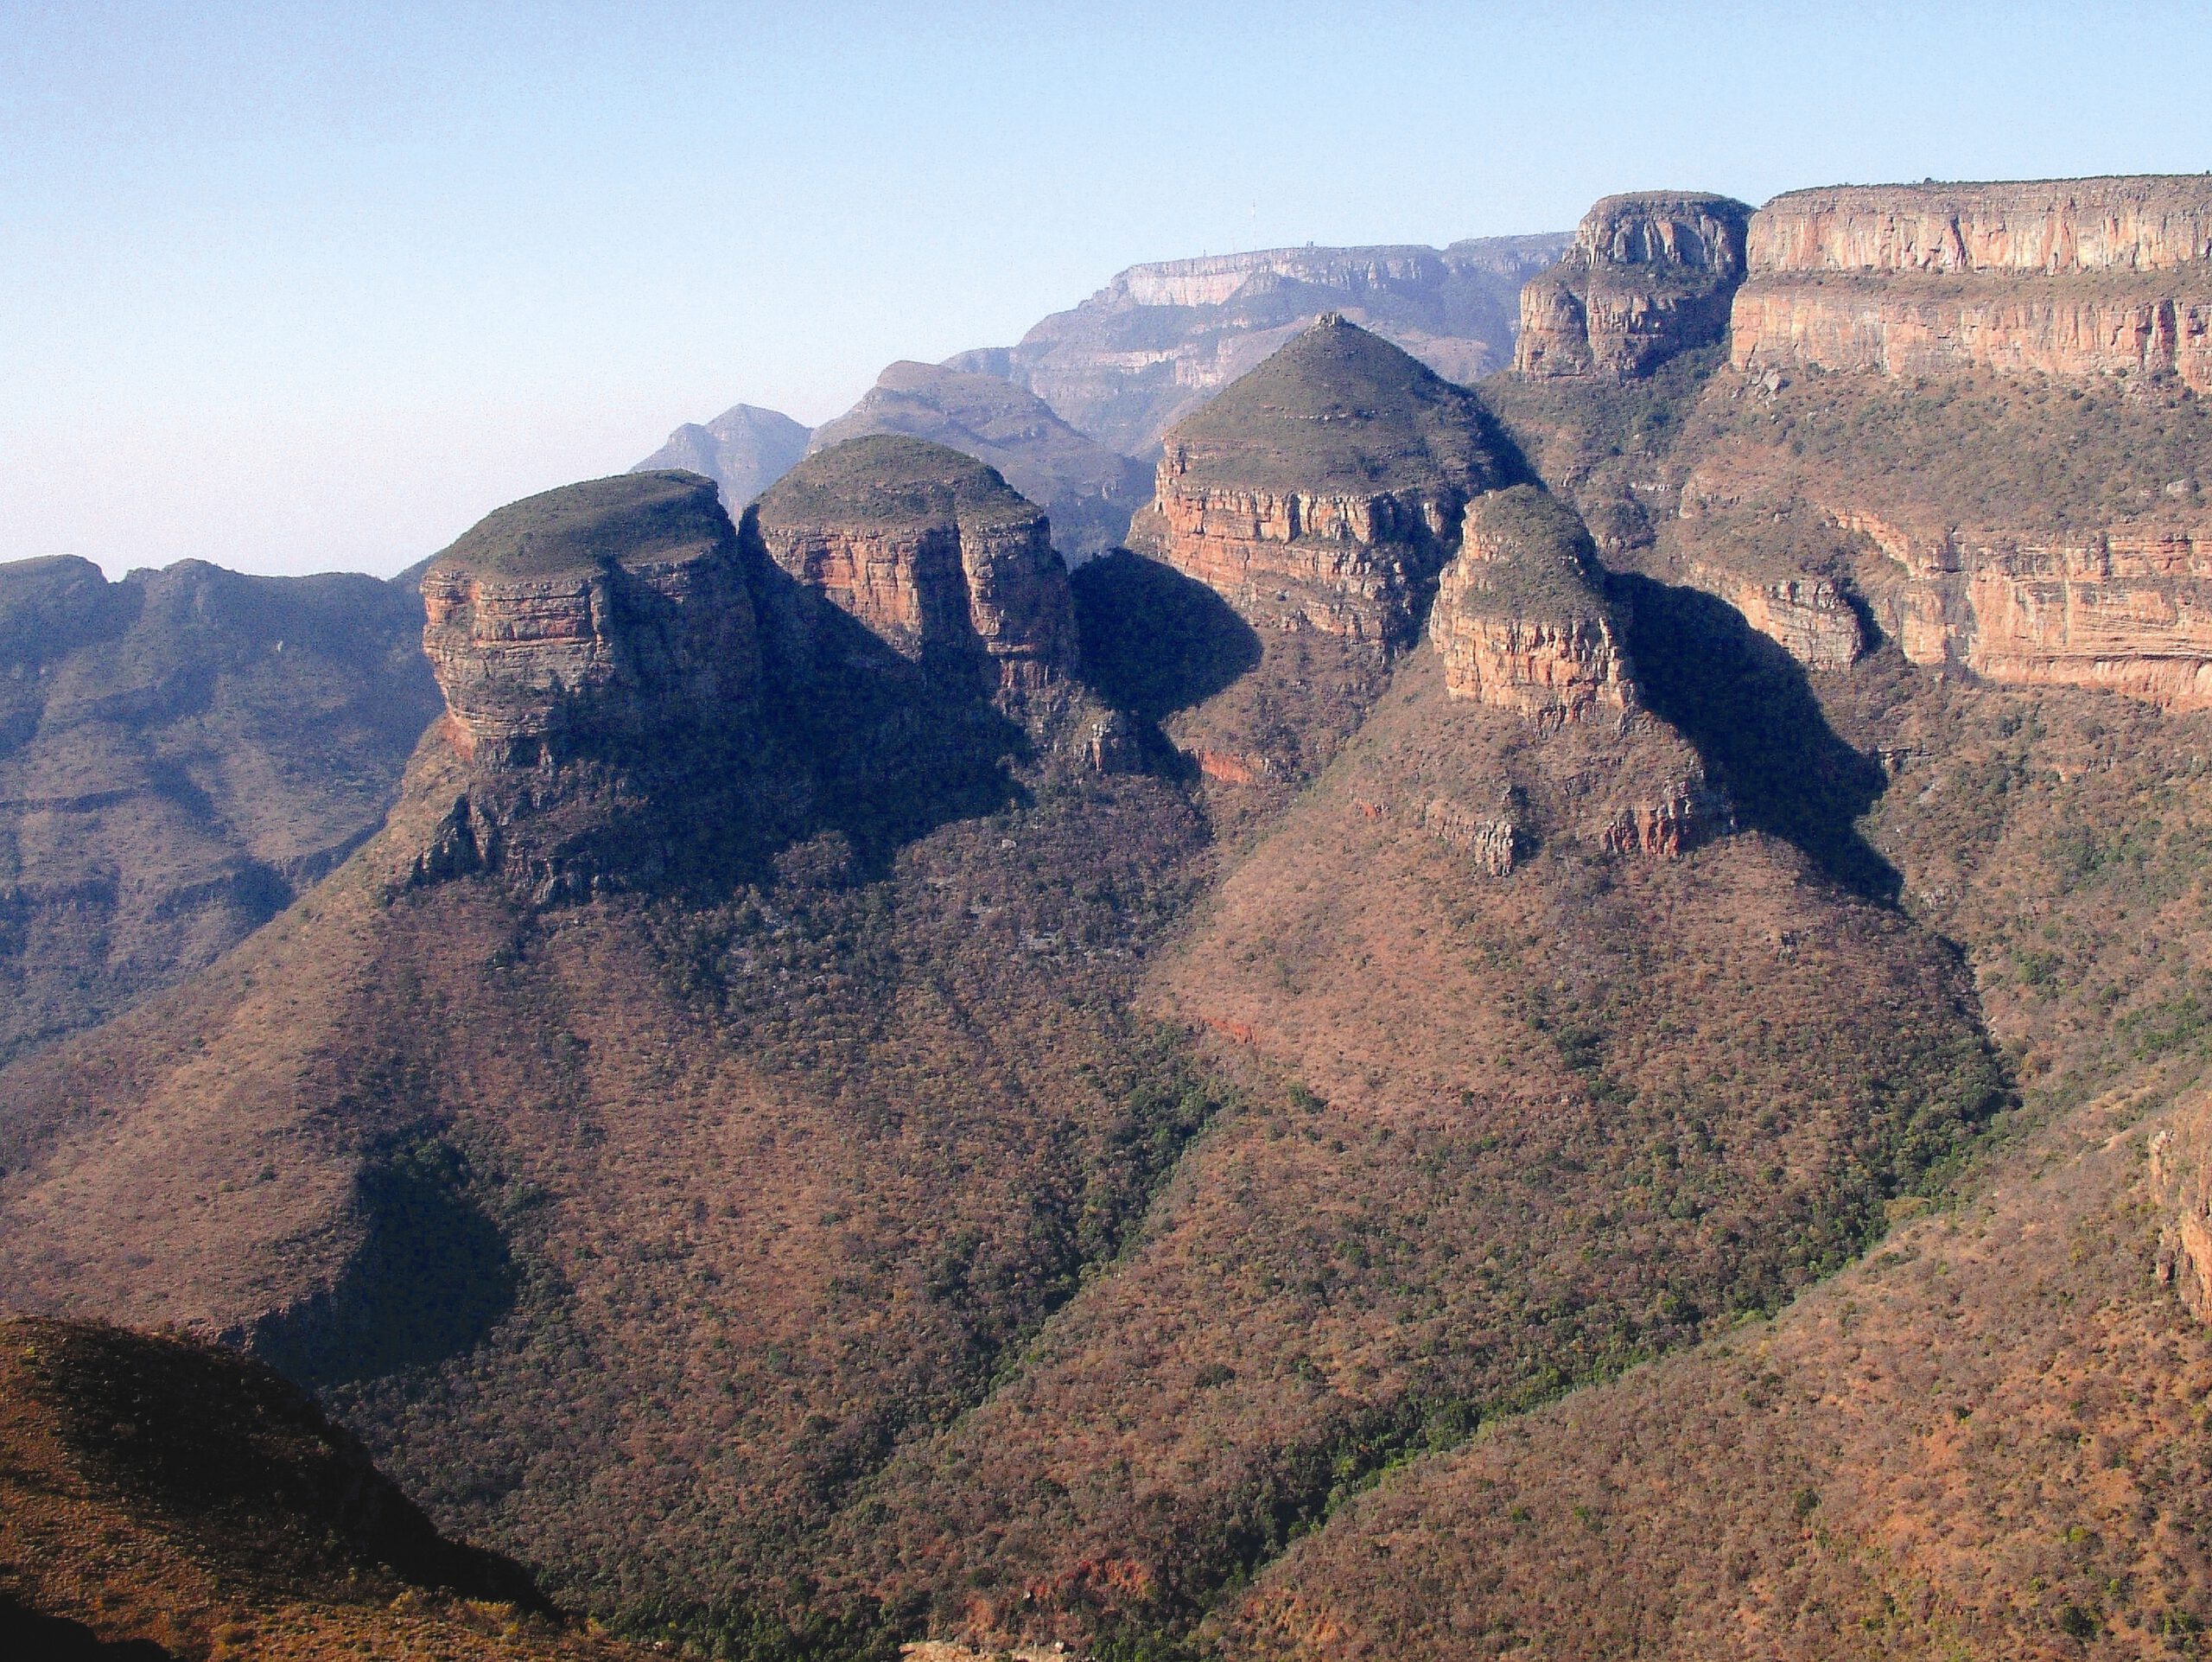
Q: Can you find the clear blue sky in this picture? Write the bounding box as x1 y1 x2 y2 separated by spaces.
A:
4 0 2208 577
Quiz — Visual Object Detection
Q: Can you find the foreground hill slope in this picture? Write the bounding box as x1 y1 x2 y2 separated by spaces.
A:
0 1315 639 1659
0 555 439 1068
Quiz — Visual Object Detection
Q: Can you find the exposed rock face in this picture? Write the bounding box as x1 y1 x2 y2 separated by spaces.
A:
1732 177 2212 390
749 434 1077 695
2153 1102 2212 1324
1847 510 2212 706
420 471 759 763
1700 568 1863 670
1431 487 1637 723
947 235 1567 454
804 361 1149 562
633 403 811 509
1134 316 1514 644
1512 193 1751 379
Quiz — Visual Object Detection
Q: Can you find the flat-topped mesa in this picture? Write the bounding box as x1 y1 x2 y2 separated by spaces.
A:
1732 175 2212 389
421 471 759 764
1512 192 1752 379
1431 486 1637 726
1133 315 1514 644
747 434 1077 696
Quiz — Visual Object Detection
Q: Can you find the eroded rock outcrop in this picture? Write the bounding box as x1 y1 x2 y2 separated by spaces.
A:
421 471 760 763
1512 193 1751 380
747 434 1077 697
1431 487 1637 723
2154 1100 2212 1323
1132 315 1514 644
1732 176 2212 390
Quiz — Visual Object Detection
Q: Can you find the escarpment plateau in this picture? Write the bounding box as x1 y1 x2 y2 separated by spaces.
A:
946 234 1567 453
1511 191 1751 380
1731 175 2212 390
1132 315 1515 645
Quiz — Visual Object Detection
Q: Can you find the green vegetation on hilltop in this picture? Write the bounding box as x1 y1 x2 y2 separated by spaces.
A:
757 434 1041 533
1165 318 1517 494
433 471 733 580
1694 366 2212 537
1452 485 1612 621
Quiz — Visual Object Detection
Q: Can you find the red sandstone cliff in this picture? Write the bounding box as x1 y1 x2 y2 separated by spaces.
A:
1732 177 2212 391
749 434 1077 699
1513 193 1751 380
421 472 759 763
1430 487 1637 724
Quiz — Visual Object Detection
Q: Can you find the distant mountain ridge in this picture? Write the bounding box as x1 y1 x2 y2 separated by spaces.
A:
632 402 810 511
632 232 1570 538
946 233 1569 453
805 360 1150 560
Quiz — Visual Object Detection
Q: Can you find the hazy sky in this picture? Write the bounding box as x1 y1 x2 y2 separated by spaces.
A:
6 1 2209 578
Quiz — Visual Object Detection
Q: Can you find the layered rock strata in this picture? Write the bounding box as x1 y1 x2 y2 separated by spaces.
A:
421 471 760 763
747 434 1077 695
1133 315 1513 644
1731 176 2212 390
1845 509 2212 707
1430 487 1637 724
1512 192 1751 379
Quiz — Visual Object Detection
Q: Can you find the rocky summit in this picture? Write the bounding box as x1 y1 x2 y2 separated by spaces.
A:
804 361 1151 562
1131 315 1516 644
749 432 1078 699
422 470 760 764
1512 191 1751 380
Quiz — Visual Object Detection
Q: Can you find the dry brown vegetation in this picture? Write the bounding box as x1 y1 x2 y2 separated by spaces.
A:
0 1315 641 1660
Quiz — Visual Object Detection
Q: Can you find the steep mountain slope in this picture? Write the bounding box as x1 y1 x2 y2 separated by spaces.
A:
0 1315 639 1659
1191 174 2212 1662
805 362 1151 562
632 403 811 511
0 555 439 1067
0 454 1219 1640
948 235 1567 454
820 456 2000 1645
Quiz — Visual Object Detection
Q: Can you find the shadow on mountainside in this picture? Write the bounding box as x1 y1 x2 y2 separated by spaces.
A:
1071 550 1263 722
1614 573 1899 901
246 1137 517 1391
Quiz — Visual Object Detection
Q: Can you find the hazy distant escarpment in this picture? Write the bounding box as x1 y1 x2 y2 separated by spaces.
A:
948 234 1567 453
632 403 811 510
0 553 438 1067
